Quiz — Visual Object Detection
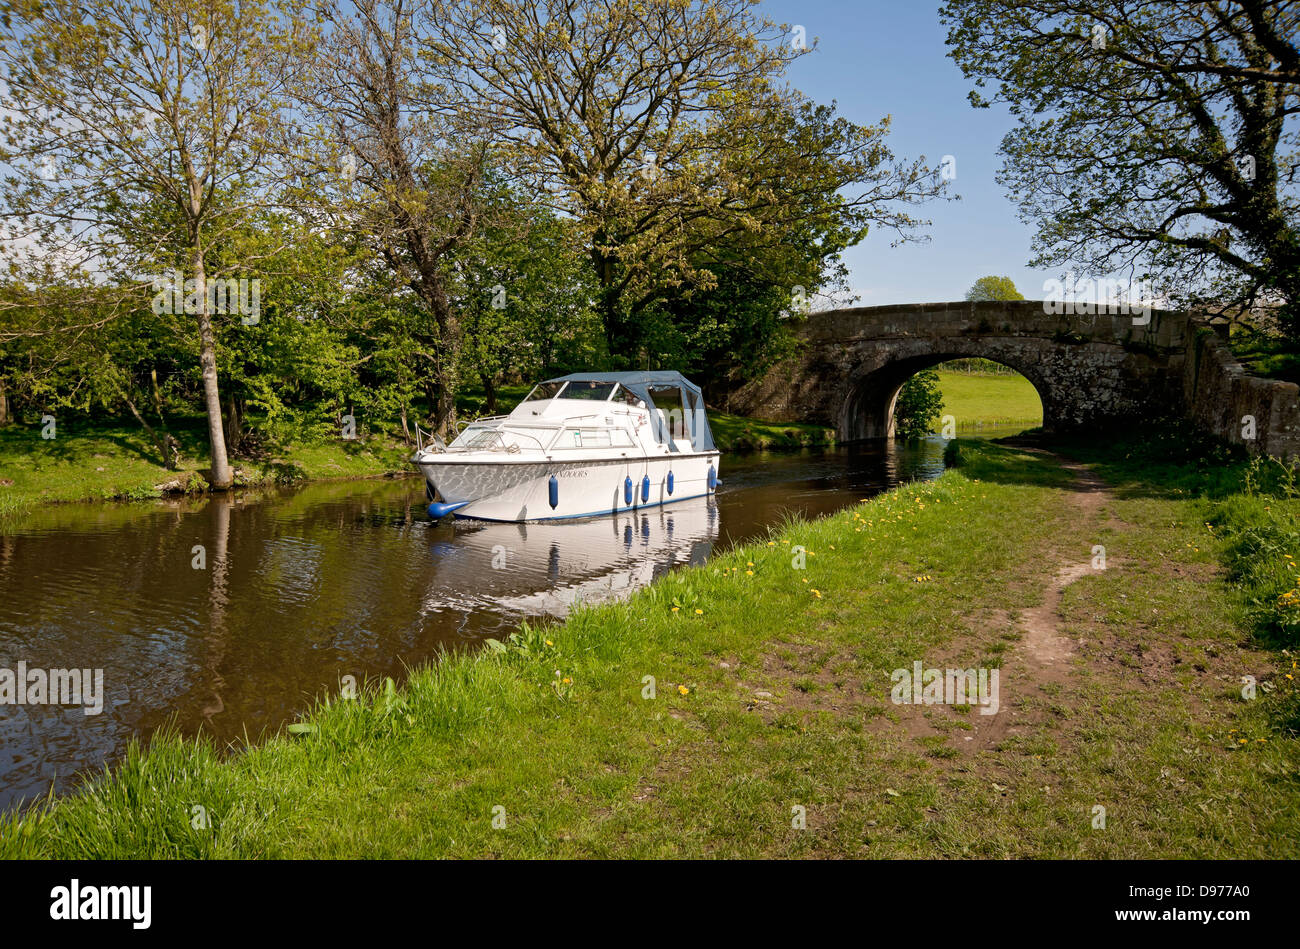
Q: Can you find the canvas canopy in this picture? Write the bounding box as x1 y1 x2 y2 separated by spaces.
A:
542 371 717 453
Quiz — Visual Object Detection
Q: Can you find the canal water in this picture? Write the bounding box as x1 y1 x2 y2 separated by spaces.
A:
0 433 999 810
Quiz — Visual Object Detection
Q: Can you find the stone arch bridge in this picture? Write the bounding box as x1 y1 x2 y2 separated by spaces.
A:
727 300 1299 458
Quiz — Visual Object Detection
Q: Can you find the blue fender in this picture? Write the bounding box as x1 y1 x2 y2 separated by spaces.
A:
548 474 559 509
624 475 633 506
641 474 650 503
427 500 470 519
666 470 674 495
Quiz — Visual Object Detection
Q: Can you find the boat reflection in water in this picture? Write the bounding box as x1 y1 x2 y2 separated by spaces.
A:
0 436 971 810
416 494 720 620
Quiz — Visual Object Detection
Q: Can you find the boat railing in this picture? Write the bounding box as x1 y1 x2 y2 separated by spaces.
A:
413 423 449 454
457 416 509 431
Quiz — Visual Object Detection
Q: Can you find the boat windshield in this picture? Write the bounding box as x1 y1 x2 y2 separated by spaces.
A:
522 381 566 402
560 380 616 401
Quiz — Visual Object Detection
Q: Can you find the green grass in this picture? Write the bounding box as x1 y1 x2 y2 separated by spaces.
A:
3 431 1296 858
1225 322 1300 384
707 411 835 452
935 370 1043 431
0 417 415 508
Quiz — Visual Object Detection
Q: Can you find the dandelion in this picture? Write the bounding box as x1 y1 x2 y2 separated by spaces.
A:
678 685 689 696
545 639 554 646
746 570 754 576
694 609 703 615
563 677 572 685
811 588 822 598
671 606 680 613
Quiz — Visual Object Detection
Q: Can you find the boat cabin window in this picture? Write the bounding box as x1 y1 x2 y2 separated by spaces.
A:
553 427 635 449
523 381 566 402
561 380 617 401
611 385 645 408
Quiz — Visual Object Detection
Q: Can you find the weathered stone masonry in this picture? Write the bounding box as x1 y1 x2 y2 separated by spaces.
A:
728 300 1300 459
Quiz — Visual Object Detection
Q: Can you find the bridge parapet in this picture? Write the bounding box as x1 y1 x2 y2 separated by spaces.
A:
800 300 1188 350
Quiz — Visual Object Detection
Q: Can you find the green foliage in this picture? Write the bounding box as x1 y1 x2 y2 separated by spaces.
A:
1 0 938 463
894 369 945 439
965 275 1024 301
941 0 1300 329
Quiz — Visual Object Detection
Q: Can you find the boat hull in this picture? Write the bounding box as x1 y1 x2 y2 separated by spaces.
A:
416 452 721 522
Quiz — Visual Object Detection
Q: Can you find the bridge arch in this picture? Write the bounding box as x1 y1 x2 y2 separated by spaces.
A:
729 300 1191 443
841 345 1048 440
728 300 1298 457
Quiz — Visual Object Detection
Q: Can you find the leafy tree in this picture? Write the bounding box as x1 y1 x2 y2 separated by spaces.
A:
965 275 1025 301
453 182 598 412
211 218 365 449
429 0 946 363
894 369 945 440
295 0 492 438
0 0 316 486
942 0 1300 332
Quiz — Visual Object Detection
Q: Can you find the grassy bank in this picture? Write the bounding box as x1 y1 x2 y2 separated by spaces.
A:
0 418 413 510
708 411 835 451
1228 324 1300 385
935 370 1043 431
0 403 828 512
0 370 1043 513
3 430 1295 858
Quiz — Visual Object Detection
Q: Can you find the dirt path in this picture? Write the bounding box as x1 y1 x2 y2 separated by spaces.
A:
966 449 1115 750
743 446 1125 755
1018 454 1111 668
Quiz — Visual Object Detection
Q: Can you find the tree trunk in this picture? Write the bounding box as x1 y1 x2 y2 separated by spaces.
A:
224 393 243 456
148 368 180 467
0 377 8 427
590 240 637 363
482 371 498 415
193 250 234 489
431 377 457 439
419 280 460 440
119 386 180 470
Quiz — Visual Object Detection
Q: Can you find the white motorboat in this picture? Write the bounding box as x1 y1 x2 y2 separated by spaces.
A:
412 371 722 522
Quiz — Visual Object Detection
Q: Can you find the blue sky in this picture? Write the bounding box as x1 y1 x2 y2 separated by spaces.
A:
760 0 1058 306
